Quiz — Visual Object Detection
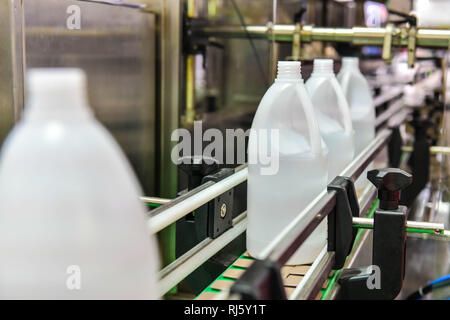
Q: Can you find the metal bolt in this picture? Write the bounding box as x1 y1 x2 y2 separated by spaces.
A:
220 203 227 219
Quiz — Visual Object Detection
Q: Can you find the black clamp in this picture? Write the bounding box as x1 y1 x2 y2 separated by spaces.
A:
230 259 286 300
400 111 431 207
202 168 234 238
179 156 219 191
388 126 403 168
338 168 412 300
387 9 417 27
179 156 234 239
327 176 360 269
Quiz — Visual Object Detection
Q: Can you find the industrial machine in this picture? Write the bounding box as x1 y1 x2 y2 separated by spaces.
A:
1 0 450 300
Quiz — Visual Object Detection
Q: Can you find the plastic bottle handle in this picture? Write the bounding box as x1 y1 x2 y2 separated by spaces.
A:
339 71 375 114
339 72 352 101
297 86 323 155
329 77 354 135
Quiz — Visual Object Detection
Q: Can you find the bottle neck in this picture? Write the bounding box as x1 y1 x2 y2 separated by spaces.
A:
24 68 93 123
341 57 359 71
275 61 302 81
311 59 334 77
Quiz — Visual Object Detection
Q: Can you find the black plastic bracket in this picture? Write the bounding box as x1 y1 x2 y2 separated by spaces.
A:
229 259 287 300
400 113 430 206
338 168 411 300
388 126 403 168
338 206 407 299
202 168 234 239
327 176 360 269
387 9 417 26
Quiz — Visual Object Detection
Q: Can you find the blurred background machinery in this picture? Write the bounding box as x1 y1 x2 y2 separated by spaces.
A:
0 0 449 299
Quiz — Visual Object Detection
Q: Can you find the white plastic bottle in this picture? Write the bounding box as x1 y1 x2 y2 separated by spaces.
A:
337 57 375 155
247 61 328 265
305 59 355 182
0 69 159 299
337 57 375 193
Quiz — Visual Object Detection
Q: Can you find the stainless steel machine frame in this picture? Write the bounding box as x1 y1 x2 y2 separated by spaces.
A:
0 0 25 144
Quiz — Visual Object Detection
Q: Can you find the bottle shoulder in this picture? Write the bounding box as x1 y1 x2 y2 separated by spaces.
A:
0 120 141 192
252 82 312 126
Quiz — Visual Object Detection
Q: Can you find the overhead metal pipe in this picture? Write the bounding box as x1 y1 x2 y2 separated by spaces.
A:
197 25 450 48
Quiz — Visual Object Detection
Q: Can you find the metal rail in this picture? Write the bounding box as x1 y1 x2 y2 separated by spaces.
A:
402 145 450 155
375 98 405 129
353 217 445 233
374 87 404 109
406 230 450 241
140 196 171 205
291 247 335 300
249 128 401 299
197 25 450 48
289 184 377 300
158 212 247 296
148 167 247 233
259 128 392 265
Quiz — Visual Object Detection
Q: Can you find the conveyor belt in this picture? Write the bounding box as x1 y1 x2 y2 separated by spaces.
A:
196 252 334 300
196 199 379 300
196 252 332 300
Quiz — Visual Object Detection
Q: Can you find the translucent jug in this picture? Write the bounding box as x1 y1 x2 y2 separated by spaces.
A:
0 69 159 299
337 57 375 155
337 57 375 193
247 61 328 265
305 59 355 182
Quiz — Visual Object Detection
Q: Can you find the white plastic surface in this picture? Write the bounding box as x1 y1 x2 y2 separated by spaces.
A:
337 57 375 155
306 59 355 183
337 57 375 192
413 0 450 27
247 61 328 265
0 68 159 299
